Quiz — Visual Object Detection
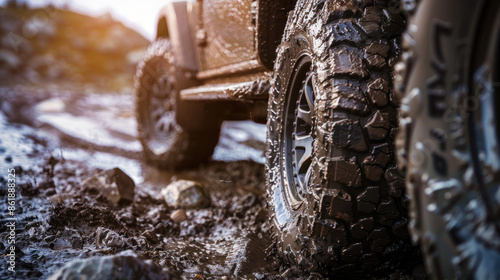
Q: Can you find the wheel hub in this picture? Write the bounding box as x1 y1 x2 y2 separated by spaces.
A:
147 73 178 154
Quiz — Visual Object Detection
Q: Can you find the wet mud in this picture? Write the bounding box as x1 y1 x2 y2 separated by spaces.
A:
0 85 278 279
0 84 425 279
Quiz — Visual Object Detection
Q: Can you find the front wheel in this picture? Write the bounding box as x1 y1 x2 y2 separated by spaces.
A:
395 0 500 279
266 0 417 276
135 39 220 169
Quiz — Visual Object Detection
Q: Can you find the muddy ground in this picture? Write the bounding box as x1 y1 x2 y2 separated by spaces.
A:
0 84 425 279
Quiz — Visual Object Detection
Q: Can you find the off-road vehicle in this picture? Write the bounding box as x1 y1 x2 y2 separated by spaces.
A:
135 0 415 276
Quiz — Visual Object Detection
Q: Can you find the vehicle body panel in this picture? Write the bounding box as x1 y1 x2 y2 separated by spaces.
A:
195 0 256 70
154 0 295 81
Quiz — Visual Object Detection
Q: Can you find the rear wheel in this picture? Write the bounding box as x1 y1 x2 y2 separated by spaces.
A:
135 39 220 169
266 0 417 276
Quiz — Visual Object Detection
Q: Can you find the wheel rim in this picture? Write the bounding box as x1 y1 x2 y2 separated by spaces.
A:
283 54 315 205
144 64 178 155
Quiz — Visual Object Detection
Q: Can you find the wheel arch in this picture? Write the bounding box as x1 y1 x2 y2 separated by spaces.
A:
156 16 169 39
256 0 298 70
155 1 198 72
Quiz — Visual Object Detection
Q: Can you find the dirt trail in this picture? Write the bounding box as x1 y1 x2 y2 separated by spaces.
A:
0 85 279 279
0 85 425 279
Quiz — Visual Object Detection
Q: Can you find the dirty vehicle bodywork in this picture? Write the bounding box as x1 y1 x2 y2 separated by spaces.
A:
154 0 293 104
136 0 417 277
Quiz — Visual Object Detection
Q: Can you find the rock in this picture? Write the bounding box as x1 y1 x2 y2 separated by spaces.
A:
35 97 66 114
47 250 179 280
170 209 187 223
58 229 83 250
52 238 72 250
161 180 210 209
82 168 135 205
119 212 136 226
51 229 83 250
142 230 160 245
49 194 65 204
96 227 128 249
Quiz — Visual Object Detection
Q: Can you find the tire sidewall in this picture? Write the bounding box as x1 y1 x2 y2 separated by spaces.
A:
136 46 183 159
266 30 314 261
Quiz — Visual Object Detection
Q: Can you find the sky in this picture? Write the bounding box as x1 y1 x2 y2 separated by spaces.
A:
0 0 169 40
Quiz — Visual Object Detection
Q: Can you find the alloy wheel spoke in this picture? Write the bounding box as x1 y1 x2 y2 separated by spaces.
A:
295 134 313 170
297 107 313 125
302 75 315 112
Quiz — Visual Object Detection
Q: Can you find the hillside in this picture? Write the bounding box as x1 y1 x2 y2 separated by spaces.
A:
0 4 150 89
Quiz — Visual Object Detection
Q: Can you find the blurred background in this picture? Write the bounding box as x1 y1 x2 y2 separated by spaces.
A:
0 0 169 91
0 0 266 182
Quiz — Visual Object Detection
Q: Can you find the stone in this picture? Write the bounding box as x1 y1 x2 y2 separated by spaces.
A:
35 97 66 113
59 229 83 250
47 250 179 280
96 227 128 249
82 168 135 205
161 180 210 209
170 209 187 223
52 238 72 250
142 230 160 245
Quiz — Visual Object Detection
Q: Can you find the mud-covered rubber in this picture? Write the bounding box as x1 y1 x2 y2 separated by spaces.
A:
266 0 417 276
135 39 220 169
395 0 500 279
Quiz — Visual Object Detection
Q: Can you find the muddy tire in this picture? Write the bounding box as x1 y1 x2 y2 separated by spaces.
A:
395 0 500 279
266 0 416 276
135 39 220 169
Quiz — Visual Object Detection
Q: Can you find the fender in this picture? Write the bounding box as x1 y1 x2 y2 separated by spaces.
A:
158 0 297 73
155 1 198 72
256 0 297 70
